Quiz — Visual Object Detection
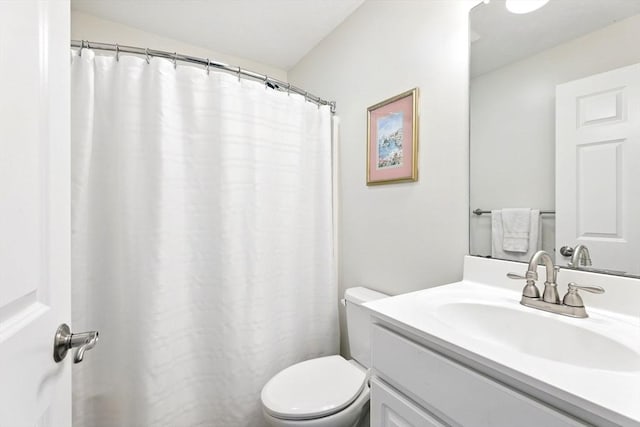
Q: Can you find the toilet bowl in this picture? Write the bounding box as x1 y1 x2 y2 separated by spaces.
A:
261 356 369 427
260 287 387 427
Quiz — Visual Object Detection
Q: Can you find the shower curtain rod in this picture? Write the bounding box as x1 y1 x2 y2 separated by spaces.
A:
71 40 337 113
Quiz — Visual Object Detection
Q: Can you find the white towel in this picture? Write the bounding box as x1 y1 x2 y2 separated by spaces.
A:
492 209 541 261
502 208 531 252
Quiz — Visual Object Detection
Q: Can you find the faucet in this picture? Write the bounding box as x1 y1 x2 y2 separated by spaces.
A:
527 250 560 303
507 250 560 303
569 244 592 268
508 250 604 318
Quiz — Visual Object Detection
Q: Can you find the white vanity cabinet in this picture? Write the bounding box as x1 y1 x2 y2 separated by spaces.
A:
370 377 446 427
369 323 588 427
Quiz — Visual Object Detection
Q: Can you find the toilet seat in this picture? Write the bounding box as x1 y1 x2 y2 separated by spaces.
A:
261 355 367 421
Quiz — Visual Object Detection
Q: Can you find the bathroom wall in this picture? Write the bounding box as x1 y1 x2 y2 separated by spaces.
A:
289 0 477 354
70 10 287 80
470 14 640 258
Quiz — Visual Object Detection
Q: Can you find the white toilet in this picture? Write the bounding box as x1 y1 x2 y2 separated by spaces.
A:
261 287 387 427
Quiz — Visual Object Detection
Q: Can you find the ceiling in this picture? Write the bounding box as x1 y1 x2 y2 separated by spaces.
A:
471 0 640 77
70 0 365 71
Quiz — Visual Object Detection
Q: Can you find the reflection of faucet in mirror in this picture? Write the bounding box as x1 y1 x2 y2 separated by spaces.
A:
568 244 592 269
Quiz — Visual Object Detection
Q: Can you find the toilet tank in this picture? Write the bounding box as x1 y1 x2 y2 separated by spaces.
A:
344 287 388 369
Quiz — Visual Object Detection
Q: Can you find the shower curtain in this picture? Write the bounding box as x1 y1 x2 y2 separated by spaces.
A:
71 50 338 427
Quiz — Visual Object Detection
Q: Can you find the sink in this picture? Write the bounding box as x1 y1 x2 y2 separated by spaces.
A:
363 259 640 424
436 302 640 372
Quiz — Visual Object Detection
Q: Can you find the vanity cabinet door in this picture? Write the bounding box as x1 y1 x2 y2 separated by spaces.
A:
370 377 446 427
371 325 588 427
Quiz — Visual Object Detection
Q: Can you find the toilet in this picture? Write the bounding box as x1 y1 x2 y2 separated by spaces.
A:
261 287 387 427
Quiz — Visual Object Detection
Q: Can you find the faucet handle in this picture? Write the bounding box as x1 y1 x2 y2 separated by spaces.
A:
562 282 605 307
506 272 540 298
568 283 604 294
507 271 537 281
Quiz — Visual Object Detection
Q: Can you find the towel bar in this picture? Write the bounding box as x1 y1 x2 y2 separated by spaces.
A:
473 209 555 216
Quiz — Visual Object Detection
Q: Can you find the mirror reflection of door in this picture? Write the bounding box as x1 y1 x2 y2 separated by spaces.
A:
469 0 640 278
556 63 640 276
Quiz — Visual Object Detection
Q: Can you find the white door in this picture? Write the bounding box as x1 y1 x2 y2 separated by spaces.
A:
0 1 72 426
556 62 640 275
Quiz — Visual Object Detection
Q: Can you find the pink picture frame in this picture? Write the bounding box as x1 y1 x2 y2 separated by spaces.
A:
367 88 419 185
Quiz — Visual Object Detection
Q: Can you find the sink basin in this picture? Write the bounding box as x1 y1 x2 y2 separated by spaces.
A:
436 302 640 372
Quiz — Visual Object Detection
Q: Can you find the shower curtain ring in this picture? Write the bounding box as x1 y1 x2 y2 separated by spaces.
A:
206 59 210 75
79 40 85 57
287 83 291 96
237 66 241 82
173 52 178 69
145 48 150 64
264 76 268 90
304 91 308 102
115 44 119 62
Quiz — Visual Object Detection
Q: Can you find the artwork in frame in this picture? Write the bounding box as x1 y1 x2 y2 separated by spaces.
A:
367 88 419 185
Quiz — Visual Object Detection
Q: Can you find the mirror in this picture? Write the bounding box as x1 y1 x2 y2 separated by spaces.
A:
469 0 640 278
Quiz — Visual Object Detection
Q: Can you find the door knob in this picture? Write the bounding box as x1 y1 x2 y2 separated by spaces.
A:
559 246 574 257
53 323 99 363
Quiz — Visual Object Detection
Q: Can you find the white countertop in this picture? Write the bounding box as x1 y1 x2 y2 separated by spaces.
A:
364 256 640 426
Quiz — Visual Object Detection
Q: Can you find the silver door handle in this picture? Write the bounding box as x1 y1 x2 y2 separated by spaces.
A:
53 323 99 363
559 246 574 257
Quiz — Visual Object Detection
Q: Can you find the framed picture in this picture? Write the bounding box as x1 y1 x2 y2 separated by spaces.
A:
367 88 419 185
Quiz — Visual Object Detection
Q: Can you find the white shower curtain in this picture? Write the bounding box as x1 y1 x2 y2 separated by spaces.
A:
71 50 338 427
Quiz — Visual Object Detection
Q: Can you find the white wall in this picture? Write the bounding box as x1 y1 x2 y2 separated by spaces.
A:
70 10 287 80
289 0 476 354
470 14 640 259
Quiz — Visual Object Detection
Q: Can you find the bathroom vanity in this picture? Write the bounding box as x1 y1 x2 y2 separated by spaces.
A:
365 256 640 427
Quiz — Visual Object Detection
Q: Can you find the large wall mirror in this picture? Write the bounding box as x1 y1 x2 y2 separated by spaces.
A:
469 0 640 278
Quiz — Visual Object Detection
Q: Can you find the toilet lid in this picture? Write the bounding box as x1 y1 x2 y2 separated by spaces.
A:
261 355 366 420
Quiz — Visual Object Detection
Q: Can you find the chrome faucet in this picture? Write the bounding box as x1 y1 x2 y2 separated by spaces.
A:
507 250 560 303
508 250 604 318
569 244 592 268
528 250 560 303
